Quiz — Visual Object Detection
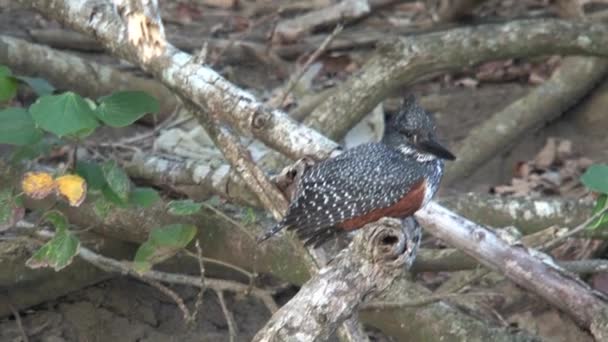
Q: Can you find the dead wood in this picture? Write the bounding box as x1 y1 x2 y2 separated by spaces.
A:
252 218 420 341
416 202 608 339
305 19 608 141
435 0 489 22
273 0 370 44
18 0 340 162
13 0 608 338
28 28 104 52
1 175 535 340
360 274 539 342
444 57 608 184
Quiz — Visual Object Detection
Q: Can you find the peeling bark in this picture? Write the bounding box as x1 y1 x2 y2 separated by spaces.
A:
252 218 416 341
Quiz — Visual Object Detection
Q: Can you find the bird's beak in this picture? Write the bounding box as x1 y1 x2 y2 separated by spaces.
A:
418 138 456 160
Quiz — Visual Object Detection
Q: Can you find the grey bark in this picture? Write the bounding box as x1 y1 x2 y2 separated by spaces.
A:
306 19 608 141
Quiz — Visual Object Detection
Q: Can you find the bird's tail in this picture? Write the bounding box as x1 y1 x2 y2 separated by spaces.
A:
256 223 287 243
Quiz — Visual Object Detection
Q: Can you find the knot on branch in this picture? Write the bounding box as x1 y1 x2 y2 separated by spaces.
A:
273 157 315 201
355 217 421 270
251 106 272 131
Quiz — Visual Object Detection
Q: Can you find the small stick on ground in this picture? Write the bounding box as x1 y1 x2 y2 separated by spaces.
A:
541 205 608 251
189 240 206 324
279 24 343 107
138 275 192 322
8 302 29 342
216 290 238 342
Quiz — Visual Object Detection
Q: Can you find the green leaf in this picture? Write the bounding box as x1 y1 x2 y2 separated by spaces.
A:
26 228 80 271
0 66 17 102
132 241 156 273
29 92 99 137
167 199 202 216
581 164 608 194
149 223 197 247
133 223 197 273
101 160 131 202
130 187 161 208
16 76 55 96
0 108 42 145
0 66 10 77
76 161 106 190
93 195 113 218
43 210 69 232
0 190 10 228
95 91 159 127
101 185 129 207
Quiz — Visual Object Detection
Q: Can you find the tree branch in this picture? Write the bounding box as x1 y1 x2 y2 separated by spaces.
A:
18 0 340 161
305 18 608 140
252 218 414 341
416 202 608 339
444 56 608 184
14 0 608 338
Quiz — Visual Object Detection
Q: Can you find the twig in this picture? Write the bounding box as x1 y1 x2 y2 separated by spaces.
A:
363 292 501 310
183 249 254 280
216 290 238 342
137 275 192 321
212 12 278 67
279 24 343 106
189 240 205 324
7 302 29 342
74 244 279 315
200 202 257 242
185 97 287 219
540 205 608 251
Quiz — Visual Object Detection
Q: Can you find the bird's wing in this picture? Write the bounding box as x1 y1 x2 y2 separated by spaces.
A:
279 143 425 235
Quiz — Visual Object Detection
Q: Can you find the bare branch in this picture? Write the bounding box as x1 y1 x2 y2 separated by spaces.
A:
305 19 608 140
253 218 415 341
216 290 238 342
76 245 279 315
6 301 29 342
444 57 608 184
415 202 608 339
273 0 369 44
279 24 343 106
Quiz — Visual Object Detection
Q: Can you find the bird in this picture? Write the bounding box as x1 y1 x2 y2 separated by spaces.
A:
258 95 456 247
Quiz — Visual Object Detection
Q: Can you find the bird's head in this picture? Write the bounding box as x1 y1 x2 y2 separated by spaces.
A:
383 95 456 161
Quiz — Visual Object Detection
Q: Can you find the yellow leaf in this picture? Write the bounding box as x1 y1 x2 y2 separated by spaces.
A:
55 174 87 207
22 172 55 200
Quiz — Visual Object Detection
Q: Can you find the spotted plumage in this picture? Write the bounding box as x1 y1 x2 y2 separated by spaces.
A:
258 95 455 247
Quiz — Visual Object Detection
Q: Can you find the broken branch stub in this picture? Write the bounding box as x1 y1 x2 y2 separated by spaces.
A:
253 217 419 342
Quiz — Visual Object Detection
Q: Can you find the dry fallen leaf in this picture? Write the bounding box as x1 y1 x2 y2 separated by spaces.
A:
22 172 55 200
493 138 589 198
55 174 87 207
534 137 556 169
557 140 573 161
